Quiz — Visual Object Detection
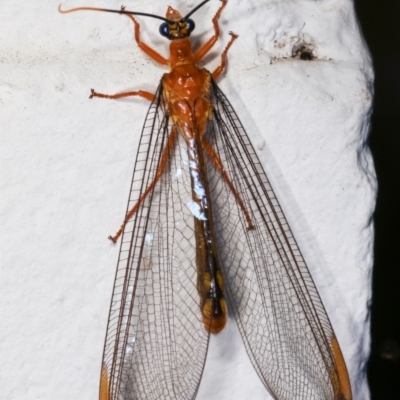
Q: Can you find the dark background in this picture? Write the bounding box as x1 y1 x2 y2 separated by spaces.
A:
354 0 400 399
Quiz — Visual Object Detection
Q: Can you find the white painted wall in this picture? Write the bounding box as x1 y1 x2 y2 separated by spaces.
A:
0 0 374 399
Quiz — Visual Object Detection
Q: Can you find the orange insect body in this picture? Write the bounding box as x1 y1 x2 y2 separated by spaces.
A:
162 9 229 335
153 7 228 334
60 1 352 399
60 0 237 335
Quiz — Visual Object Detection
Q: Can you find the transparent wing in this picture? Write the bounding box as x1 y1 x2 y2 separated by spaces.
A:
99 78 350 400
205 80 350 400
100 83 210 400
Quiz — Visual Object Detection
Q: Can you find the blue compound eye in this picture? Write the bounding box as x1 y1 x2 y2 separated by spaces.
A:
159 22 170 37
186 18 195 32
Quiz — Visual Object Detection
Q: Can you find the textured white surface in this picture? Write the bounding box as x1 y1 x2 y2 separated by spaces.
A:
0 0 374 399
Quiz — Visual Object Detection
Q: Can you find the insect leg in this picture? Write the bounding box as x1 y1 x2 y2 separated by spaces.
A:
121 7 168 66
108 126 178 243
193 0 227 62
59 5 168 65
89 88 155 102
212 31 238 79
203 137 254 230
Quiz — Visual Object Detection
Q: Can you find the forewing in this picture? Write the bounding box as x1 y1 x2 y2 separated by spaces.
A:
100 83 210 400
205 80 348 400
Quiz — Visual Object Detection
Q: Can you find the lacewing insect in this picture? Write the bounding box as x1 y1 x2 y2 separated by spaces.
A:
59 1 352 399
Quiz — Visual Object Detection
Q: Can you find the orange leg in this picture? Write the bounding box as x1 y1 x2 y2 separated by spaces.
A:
89 88 155 102
121 7 168 66
212 32 239 80
109 127 178 243
59 5 168 66
203 138 254 230
194 0 228 63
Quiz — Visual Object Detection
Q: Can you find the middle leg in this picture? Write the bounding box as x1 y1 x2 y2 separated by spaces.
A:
212 31 238 80
89 88 155 102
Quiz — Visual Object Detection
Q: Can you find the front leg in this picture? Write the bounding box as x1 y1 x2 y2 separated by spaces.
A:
193 0 228 63
58 5 169 66
121 6 169 66
89 88 155 102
